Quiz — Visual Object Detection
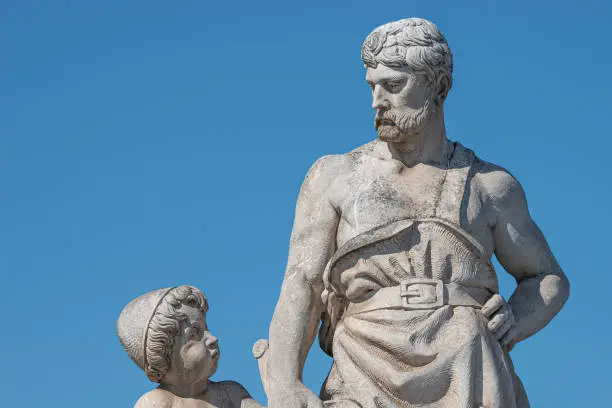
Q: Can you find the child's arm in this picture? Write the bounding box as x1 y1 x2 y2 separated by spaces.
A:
219 381 264 408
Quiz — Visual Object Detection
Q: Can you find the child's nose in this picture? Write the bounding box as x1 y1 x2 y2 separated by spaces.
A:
205 333 218 347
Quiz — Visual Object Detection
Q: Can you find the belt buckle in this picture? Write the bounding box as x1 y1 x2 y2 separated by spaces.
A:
399 278 444 309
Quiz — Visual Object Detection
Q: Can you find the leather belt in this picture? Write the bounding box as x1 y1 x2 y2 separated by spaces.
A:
345 278 493 317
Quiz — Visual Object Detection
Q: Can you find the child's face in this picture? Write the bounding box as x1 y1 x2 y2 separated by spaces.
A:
169 304 220 384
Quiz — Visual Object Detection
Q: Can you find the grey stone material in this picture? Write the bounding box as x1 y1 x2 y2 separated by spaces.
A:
263 17 570 408
117 285 263 408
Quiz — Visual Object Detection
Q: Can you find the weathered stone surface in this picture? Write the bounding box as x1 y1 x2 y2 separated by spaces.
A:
263 17 570 408
117 285 263 408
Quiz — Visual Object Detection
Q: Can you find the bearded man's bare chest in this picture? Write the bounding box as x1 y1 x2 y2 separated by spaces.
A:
330 158 495 255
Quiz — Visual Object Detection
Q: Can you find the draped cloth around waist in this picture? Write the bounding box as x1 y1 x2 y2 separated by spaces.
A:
318 218 529 408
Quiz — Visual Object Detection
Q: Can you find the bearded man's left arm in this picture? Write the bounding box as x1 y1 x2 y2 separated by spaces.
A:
485 170 570 350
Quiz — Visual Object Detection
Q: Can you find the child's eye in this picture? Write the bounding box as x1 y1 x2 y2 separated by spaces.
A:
187 327 201 339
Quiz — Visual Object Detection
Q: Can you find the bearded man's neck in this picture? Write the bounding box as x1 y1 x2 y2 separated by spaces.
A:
387 108 448 167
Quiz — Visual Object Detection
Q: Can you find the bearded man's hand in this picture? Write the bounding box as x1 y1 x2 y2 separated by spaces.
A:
481 294 518 351
268 381 323 408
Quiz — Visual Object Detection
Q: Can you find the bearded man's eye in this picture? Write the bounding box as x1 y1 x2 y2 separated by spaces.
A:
389 83 401 91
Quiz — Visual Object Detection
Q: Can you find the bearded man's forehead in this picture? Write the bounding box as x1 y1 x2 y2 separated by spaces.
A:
367 63 417 81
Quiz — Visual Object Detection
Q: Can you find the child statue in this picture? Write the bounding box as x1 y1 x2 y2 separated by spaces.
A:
117 285 263 408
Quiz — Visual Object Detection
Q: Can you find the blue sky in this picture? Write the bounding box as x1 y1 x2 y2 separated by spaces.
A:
1 1 610 406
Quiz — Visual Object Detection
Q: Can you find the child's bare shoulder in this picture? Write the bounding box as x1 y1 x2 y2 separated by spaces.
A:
212 380 262 408
134 388 175 408
218 380 250 397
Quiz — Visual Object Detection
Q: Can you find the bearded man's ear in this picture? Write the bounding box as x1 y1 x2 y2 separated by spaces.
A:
435 74 451 107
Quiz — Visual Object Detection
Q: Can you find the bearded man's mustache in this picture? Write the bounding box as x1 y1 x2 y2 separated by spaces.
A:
375 111 398 129
374 100 436 135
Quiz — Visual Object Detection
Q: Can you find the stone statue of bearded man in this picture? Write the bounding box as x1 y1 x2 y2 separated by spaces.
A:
265 18 570 408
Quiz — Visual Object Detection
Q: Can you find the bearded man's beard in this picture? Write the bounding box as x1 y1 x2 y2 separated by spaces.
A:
375 98 436 142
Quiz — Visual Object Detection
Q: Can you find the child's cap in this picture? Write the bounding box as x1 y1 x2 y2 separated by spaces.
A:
117 287 175 373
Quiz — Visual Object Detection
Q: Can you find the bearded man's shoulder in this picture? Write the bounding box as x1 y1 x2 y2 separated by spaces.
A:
348 139 380 157
303 140 377 189
304 154 347 187
469 154 525 209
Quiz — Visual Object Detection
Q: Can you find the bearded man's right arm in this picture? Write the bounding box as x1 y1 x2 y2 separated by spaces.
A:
267 156 341 408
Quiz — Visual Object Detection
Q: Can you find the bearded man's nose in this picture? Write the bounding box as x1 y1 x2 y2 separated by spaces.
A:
372 87 389 110
375 108 389 119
